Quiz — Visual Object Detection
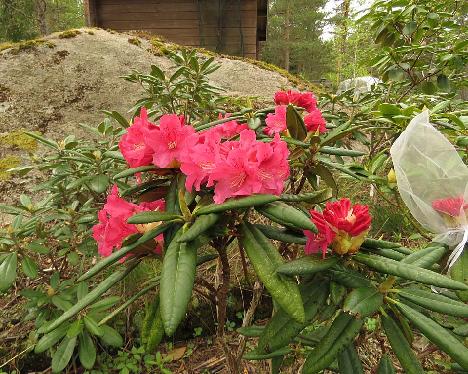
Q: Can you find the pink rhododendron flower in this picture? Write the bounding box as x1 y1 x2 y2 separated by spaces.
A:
304 198 371 256
274 90 317 112
92 186 165 258
145 114 196 168
255 134 290 195
264 105 287 136
304 108 327 133
304 211 335 258
432 196 468 217
210 130 289 203
118 108 156 168
204 114 248 139
180 131 221 192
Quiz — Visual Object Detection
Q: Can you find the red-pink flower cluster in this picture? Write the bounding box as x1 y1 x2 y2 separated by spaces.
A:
118 108 290 204
304 198 371 257
265 90 326 136
432 196 468 217
92 185 165 258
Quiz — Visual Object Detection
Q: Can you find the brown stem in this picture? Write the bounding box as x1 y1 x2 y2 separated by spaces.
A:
235 281 263 364
238 244 251 287
215 242 238 373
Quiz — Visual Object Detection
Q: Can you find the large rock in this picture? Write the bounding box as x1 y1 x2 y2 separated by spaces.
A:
0 28 294 139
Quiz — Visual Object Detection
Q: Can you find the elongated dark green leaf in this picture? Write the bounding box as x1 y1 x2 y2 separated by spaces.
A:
376 354 396 374
146 302 164 352
128 211 183 224
286 104 307 140
257 202 317 232
35 323 70 353
24 131 58 149
381 315 424 374
343 287 383 318
84 315 103 336
177 214 219 242
397 301 468 369
77 225 168 282
453 323 468 337
279 188 332 203
398 288 468 317
302 314 363 374
329 265 373 288
0 252 17 292
239 222 304 323
22 255 38 279
401 244 447 269
320 146 366 157
354 253 468 290
363 238 401 249
255 224 307 244
451 250 468 302
195 194 279 215
257 280 329 354
51 336 77 373
78 331 96 369
306 166 338 197
102 110 129 128
276 256 338 276
99 325 123 347
361 246 405 261
237 325 265 337
160 229 198 336
243 347 291 360
39 262 138 334
113 165 156 180
338 344 364 374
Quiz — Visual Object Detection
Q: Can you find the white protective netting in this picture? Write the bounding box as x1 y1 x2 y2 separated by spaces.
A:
390 110 468 268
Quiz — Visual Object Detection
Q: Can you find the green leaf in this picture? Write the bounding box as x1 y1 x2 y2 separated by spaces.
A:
381 315 424 374
195 194 279 216
79 331 96 369
354 253 468 290
243 347 291 360
35 323 70 353
402 21 417 35
396 302 468 370
451 250 468 302
437 74 450 91
329 265 373 288
237 325 265 337
255 224 307 245
343 287 383 318
99 325 123 347
421 81 437 95
257 280 329 354
319 146 366 157
89 296 121 311
401 244 447 269
302 313 363 374
52 295 73 311
378 104 401 117
376 354 396 374
256 202 317 232
398 287 468 317
177 214 219 243
22 256 38 279
276 256 339 276
286 104 307 140
279 188 332 203
306 166 338 197
145 302 164 352
24 131 59 149
239 222 304 323
84 315 103 336
338 344 364 374
51 336 77 373
102 110 130 128
127 211 183 224
88 174 110 194
160 228 198 336
113 165 156 180
67 319 83 338
39 263 138 334
0 252 17 292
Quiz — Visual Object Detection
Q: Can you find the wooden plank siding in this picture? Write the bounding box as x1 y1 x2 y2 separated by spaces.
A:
86 0 262 58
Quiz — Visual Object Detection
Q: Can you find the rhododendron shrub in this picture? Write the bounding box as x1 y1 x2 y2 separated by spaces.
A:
6 52 468 374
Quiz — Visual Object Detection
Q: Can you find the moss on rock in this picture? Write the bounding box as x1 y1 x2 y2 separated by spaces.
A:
0 39 55 54
0 131 37 152
58 29 82 39
0 156 21 181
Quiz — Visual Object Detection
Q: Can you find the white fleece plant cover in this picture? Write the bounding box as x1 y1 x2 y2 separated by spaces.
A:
390 110 468 268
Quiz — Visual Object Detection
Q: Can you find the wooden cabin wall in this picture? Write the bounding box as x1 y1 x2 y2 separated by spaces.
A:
88 0 258 58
